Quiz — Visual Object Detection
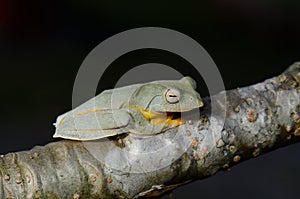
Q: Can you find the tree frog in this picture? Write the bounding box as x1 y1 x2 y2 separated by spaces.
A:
53 77 203 140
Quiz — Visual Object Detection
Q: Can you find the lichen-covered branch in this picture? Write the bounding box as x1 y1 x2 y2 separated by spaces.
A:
1 63 300 199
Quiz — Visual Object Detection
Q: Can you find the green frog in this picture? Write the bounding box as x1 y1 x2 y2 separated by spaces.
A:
53 77 203 140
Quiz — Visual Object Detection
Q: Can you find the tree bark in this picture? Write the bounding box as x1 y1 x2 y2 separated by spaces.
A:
1 63 300 199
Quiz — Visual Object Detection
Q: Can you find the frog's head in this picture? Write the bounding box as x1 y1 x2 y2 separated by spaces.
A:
130 77 203 113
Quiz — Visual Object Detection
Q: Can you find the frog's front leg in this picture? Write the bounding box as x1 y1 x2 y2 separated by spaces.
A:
126 108 165 135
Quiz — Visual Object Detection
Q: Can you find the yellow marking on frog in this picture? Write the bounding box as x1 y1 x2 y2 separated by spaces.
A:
130 106 182 126
57 116 66 125
77 107 104 115
150 114 182 125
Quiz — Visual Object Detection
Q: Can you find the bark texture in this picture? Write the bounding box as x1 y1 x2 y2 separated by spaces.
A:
1 63 300 199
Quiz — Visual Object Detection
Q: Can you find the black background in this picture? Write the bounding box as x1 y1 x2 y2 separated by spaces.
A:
0 1 300 198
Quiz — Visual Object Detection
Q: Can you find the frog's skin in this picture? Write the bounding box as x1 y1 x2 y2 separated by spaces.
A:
53 77 203 140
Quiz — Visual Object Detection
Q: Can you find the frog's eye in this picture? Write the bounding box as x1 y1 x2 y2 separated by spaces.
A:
165 89 180 104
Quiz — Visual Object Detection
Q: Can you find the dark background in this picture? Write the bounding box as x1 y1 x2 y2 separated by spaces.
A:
0 1 300 198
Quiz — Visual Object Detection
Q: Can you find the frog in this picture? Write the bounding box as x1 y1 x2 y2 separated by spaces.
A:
53 77 203 140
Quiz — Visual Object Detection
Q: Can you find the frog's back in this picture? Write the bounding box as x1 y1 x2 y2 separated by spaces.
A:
72 83 142 114
93 83 142 109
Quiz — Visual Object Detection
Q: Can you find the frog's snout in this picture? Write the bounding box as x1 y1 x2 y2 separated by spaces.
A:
193 93 203 107
198 100 204 107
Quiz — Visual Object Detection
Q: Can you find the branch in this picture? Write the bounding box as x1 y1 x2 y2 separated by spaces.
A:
1 63 300 198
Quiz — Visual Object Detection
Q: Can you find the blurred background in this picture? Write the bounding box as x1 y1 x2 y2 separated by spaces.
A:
0 0 300 198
